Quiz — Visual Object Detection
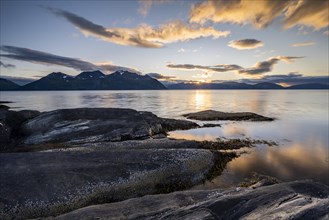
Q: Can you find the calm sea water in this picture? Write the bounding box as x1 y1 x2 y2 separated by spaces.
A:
1 90 328 187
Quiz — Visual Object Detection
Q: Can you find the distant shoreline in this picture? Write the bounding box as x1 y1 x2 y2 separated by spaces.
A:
1 71 328 91
1 88 328 91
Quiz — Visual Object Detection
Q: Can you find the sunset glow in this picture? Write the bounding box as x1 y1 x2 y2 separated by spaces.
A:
1 0 328 86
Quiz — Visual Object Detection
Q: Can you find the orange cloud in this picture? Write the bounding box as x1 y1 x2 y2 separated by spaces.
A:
190 0 328 30
189 0 290 28
283 0 329 30
125 21 230 45
51 8 229 48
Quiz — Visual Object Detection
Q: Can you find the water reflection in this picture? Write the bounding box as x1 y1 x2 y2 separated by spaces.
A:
196 142 329 189
2 90 328 119
193 90 207 110
249 91 268 114
1 90 328 186
169 104 329 187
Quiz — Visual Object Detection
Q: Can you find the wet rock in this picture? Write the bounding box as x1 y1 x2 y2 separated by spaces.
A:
0 121 11 149
17 110 40 121
0 108 40 151
20 108 198 145
202 123 221 127
53 180 329 220
159 117 199 131
0 139 216 219
239 172 281 188
183 110 274 121
0 104 10 110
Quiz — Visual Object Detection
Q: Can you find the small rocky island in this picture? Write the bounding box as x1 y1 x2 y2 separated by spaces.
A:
183 110 274 121
0 106 328 219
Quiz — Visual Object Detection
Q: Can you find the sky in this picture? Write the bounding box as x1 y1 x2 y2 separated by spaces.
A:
0 0 328 86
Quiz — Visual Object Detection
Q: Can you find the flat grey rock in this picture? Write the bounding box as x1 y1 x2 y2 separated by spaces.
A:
0 139 215 219
20 108 198 145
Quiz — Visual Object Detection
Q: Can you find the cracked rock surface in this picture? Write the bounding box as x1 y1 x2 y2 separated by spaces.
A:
54 180 329 220
0 139 215 219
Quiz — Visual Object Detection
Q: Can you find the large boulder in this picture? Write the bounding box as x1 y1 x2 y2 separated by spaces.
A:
54 180 329 220
0 139 218 219
20 108 198 145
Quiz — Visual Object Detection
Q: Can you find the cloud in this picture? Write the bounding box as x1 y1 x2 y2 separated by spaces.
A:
189 0 291 28
192 72 213 80
98 64 139 73
167 56 303 75
0 61 15 68
0 45 97 71
95 61 140 73
177 48 199 53
324 30 329 35
290 41 315 47
0 45 134 73
238 72 329 85
297 26 309 35
48 8 160 48
138 0 153 17
238 56 304 75
138 0 171 17
283 0 329 30
228 39 264 50
147 73 176 80
189 0 328 30
50 8 230 48
167 63 242 72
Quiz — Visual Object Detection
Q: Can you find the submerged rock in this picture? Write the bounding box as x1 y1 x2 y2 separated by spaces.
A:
53 180 329 220
183 110 274 121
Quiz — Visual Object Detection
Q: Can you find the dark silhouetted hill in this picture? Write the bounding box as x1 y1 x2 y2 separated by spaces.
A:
19 70 166 90
168 82 264 89
287 83 329 89
0 78 20 91
253 82 284 89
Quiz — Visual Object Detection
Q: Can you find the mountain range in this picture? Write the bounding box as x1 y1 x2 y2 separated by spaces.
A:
167 81 329 90
0 70 328 90
0 70 166 91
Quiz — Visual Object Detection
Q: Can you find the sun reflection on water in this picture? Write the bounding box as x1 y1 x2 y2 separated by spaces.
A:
193 90 207 110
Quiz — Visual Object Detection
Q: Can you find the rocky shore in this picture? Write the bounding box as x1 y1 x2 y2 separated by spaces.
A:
0 106 327 219
54 180 329 220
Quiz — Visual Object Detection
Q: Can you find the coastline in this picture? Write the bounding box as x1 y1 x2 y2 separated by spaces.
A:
0 106 328 219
